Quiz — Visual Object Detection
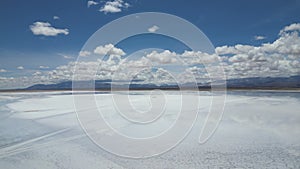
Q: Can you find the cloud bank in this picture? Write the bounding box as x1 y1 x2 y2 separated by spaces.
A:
216 24 300 78
1 23 300 89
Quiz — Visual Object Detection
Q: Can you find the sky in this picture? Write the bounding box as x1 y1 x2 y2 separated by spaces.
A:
0 0 300 89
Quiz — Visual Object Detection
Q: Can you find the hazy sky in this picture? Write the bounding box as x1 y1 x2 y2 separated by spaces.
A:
0 0 300 89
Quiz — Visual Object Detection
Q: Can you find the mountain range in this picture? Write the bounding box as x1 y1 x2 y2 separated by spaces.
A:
23 75 300 90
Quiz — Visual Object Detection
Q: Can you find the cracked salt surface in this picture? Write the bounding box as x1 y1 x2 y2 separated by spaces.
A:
0 91 299 168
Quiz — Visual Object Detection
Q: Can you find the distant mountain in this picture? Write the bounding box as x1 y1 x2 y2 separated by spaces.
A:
226 75 300 88
25 80 179 90
24 76 300 90
26 81 73 90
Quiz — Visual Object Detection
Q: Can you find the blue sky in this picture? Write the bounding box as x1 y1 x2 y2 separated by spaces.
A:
0 0 300 88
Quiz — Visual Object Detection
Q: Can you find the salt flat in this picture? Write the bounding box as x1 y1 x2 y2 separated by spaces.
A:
0 91 299 168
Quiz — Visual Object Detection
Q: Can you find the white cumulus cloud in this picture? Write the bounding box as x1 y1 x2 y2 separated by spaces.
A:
39 66 49 69
53 16 60 20
87 0 99 7
94 44 126 56
146 50 177 64
79 50 91 57
17 66 24 70
58 53 74 59
280 23 300 35
148 25 159 33
33 71 42 76
99 0 130 13
254 35 266 40
30 22 69 36
181 51 219 64
0 69 7 73
215 23 300 78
